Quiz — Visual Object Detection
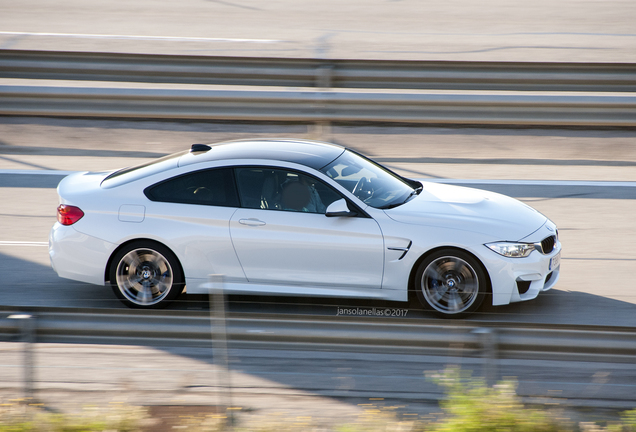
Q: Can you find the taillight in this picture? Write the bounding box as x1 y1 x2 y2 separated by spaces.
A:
57 205 84 226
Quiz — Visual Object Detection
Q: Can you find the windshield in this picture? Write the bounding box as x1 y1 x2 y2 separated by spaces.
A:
320 150 419 209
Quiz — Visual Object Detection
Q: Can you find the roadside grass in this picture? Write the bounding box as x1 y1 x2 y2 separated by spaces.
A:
0 403 148 432
1 369 635 431
421 367 571 432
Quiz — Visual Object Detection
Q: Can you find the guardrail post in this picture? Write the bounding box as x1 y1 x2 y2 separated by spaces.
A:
8 314 36 402
208 274 234 428
311 64 333 141
472 328 498 386
315 65 333 89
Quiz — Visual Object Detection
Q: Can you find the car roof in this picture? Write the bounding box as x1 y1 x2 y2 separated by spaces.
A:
101 139 347 189
179 139 346 170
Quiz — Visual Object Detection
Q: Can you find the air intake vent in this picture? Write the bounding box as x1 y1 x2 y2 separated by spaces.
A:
545 272 553 285
516 280 531 295
541 235 556 254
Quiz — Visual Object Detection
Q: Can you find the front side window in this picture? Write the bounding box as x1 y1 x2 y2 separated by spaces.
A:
235 167 341 214
319 150 418 209
144 168 239 207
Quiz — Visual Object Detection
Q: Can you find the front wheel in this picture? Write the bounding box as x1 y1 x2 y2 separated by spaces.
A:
415 249 487 318
109 241 184 309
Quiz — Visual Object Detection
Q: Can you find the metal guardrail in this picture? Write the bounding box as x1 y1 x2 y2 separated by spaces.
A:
2 49 636 92
1 49 636 125
2 307 636 363
2 82 635 126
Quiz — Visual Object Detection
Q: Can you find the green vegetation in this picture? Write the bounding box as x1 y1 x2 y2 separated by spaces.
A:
0 403 147 432
417 368 636 432
1 370 635 431
421 367 570 432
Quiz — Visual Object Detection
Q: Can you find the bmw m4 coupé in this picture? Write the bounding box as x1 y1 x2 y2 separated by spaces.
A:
50 139 561 317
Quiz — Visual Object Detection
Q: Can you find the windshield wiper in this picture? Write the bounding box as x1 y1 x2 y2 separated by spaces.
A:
378 186 423 210
404 185 423 203
380 202 404 210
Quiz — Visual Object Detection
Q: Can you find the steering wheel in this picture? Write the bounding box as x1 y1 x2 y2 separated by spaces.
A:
352 177 373 201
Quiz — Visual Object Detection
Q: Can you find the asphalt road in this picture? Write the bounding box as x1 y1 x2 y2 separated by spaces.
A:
1 0 635 62
1 117 635 327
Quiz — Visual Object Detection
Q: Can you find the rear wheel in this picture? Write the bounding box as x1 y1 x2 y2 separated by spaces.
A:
415 249 487 318
109 241 184 309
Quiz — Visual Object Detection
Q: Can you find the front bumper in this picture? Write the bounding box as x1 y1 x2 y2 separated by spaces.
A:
486 240 561 306
484 214 562 307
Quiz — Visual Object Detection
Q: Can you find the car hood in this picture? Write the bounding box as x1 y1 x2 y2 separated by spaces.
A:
384 182 547 241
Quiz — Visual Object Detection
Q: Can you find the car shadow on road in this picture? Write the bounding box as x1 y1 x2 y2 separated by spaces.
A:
0 249 121 309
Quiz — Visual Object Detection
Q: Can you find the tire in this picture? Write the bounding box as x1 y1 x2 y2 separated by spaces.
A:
109 241 184 309
414 249 487 318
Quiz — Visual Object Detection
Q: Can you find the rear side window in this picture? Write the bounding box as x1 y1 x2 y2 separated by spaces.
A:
144 168 239 207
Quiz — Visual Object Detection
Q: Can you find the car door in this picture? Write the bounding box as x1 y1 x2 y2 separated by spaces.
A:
229 167 385 289
143 167 245 282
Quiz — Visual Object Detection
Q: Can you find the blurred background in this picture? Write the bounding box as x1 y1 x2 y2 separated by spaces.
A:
1 0 636 430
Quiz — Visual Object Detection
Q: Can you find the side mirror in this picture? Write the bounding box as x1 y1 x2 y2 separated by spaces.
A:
325 199 357 217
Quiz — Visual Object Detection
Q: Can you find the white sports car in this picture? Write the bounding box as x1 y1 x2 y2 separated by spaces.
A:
49 139 561 317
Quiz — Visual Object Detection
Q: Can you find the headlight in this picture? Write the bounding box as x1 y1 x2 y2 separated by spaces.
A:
485 242 535 258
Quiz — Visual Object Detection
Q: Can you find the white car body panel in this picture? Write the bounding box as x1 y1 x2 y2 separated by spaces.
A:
49 224 114 286
193 280 405 300
385 182 547 240
140 202 246 283
229 208 385 289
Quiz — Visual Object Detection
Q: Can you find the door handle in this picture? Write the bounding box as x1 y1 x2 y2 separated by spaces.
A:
239 218 266 227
